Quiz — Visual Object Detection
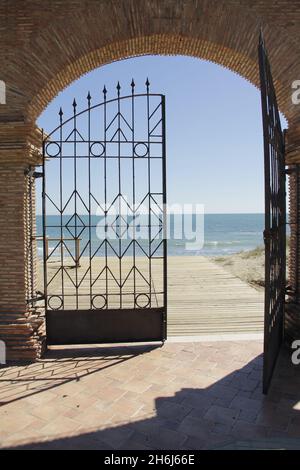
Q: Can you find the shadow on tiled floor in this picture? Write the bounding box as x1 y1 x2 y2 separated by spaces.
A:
0 344 159 407
1 341 300 449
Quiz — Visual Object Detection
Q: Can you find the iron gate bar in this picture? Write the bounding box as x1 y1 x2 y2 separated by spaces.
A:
162 95 168 340
42 80 167 345
259 32 286 394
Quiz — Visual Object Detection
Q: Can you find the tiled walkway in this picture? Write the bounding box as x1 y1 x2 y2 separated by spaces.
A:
0 340 300 449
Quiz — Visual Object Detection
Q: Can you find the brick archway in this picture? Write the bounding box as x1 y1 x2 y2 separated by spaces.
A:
1 0 300 361
0 1 299 124
28 34 284 122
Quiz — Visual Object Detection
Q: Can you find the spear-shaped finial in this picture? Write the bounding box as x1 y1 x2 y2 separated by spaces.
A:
131 78 135 94
116 81 121 97
103 85 107 100
87 91 91 107
59 107 63 123
145 77 150 93
72 98 77 114
259 25 264 47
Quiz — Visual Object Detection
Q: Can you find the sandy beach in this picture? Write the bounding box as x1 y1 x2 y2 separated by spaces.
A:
210 246 265 291
211 242 290 292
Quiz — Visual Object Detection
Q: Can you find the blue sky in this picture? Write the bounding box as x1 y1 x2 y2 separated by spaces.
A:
37 55 287 214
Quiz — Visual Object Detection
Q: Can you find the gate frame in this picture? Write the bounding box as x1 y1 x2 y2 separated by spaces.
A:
42 83 167 345
259 32 287 394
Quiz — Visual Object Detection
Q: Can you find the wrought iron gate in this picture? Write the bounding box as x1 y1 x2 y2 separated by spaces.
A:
259 33 286 394
42 80 167 345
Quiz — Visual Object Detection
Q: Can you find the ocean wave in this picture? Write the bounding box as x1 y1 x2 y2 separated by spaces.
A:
205 240 242 246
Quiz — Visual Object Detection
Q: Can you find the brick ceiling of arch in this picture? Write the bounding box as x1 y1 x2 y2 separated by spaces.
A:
0 0 300 125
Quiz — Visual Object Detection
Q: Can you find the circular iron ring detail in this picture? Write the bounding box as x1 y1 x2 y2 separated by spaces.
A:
90 142 105 157
135 293 150 309
45 142 61 157
91 294 107 310
134 143 148 157
48 295 63 310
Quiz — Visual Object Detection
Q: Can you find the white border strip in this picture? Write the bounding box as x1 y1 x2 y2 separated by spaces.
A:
167 333 263 343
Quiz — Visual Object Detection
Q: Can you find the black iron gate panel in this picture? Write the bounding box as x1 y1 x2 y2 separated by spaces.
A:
42 80 167 345
259 33 286 394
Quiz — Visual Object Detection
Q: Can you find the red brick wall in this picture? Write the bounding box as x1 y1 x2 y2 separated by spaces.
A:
0 123 44 361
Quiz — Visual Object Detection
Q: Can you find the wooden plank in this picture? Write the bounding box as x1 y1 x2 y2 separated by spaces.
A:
38 256 264 337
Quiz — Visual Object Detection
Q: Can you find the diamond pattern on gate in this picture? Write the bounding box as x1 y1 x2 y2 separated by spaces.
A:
65 214 87 239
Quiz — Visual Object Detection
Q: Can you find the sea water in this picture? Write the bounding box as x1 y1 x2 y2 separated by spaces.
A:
36 213 274 258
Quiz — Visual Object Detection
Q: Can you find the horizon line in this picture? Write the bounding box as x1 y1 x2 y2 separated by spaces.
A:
35 212 271 216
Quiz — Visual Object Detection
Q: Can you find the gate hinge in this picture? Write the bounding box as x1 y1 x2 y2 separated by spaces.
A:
285 285 296 297
24 168 44 179
263 229 273 241
285 168 297 175
263 228 285 242
26 292 45 304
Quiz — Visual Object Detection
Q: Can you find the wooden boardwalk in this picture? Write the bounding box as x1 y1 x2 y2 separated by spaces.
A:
38 256 264 337
167 257 264 336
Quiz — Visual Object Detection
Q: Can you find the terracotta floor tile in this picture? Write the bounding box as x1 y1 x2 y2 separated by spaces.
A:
1 341 300 449
38 416 82 437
